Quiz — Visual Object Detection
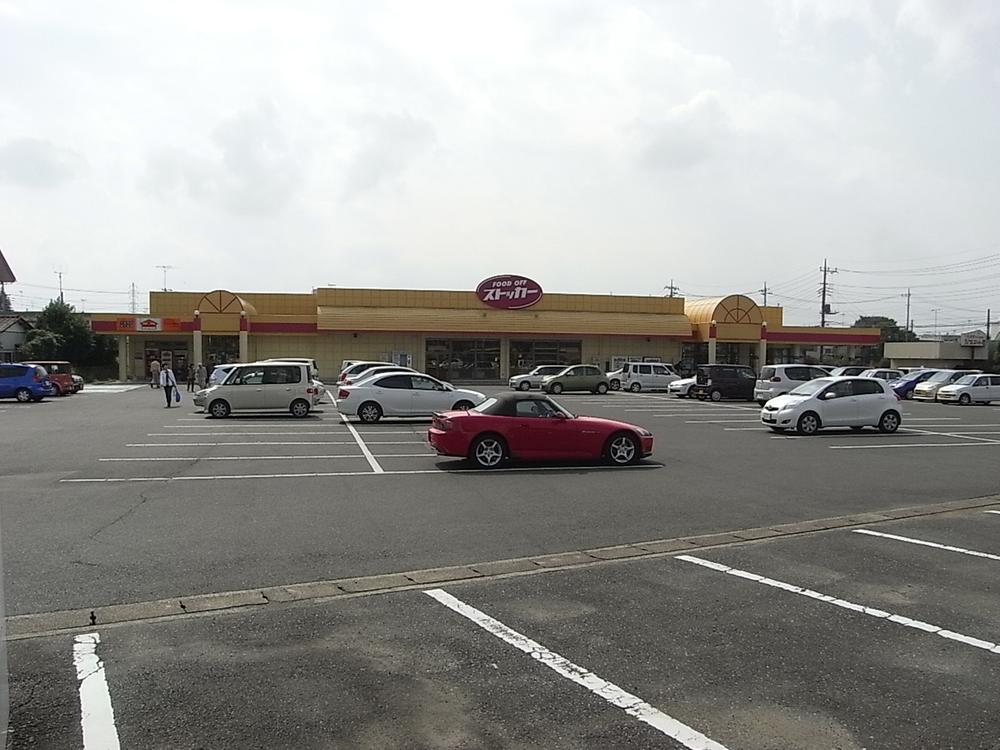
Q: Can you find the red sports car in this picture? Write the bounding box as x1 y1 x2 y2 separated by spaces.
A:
427 391 654 469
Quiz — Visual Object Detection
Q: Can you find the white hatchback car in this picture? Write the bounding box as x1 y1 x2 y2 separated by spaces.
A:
912 369 982 401
936 374 1000 405
859 368 904 382
621 362 680 392
668 376 696 398
760 376 902 435
509 365 566 391
195 361 324 418
754 364 830 404
336 372 485 423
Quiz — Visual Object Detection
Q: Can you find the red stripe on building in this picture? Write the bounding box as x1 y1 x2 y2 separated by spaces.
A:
91 321 117 332
249 322 318 333
767 331 881 344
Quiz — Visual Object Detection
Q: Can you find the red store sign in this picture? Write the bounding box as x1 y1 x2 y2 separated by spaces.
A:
475 275 543 310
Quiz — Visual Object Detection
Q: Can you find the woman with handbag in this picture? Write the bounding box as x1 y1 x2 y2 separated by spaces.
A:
160 366 178 407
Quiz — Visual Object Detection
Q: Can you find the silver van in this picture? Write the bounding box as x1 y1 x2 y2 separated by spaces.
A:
622 362 680 392
195 361 324 418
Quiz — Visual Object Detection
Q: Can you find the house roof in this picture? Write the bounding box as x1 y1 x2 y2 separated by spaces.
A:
0 316 32 334
0 250 14 283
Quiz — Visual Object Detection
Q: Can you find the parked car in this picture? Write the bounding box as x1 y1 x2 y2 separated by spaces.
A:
337 361 395 384
72 374 84 392
341 364 416 385
912 370 982 401
541 365 610 394
760 376 901 435
859 368 904 382
889 369 939 400
428 392 654 468
690 364 756 401
208 363 240 386
195 361 324 418
936 374 1000 405
336 372 485 423
23 360 76 396
265 357 319 380
0 363 52 402
828 366 868 377
509 365 566 391
754 364 830 405
621 361 680 392
668 376 696 398
606 368 624 390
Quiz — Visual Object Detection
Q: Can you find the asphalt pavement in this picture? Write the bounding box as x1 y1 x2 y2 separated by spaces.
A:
4 385 1000 748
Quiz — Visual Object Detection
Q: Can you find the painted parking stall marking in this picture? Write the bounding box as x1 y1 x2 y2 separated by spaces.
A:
426 588 729 750
73 632 121 750
677 555 1000 654
853 528 1000 562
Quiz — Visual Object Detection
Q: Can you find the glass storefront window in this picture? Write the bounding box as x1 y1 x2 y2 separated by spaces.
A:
509 340 582 375
426 339 501 381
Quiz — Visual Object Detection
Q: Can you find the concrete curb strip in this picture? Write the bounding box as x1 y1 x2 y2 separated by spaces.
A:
8 494 1000 640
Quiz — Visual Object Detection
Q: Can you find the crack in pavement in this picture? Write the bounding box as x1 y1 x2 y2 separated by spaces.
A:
87 490 152 541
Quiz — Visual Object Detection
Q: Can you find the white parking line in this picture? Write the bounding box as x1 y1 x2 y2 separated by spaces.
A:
426 589 728 750
684 419 760 424
830 442 1000 450
677 555 1000 654
985 511 1000 516
126 441 422 447
61 465 662 483
99 454 436 462
341 413 384 473
149 432 347 437
853 529 1000 562
73 633 121 750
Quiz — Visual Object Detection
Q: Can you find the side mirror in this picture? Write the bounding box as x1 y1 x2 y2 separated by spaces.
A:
552 412 568 419
823 391 838 400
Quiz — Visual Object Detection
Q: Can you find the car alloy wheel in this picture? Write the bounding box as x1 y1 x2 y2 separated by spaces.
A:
290 399 310 418
879 411 900 433
358 402 382 423
551 383 563 394
209 399 231 419
596 383 608 394
710 389 722 402
606 433 638 465
610 379 621 391
796 412 820 435
471 435 506 468
51 384 62 397
959 393 971 406
629 382 641 393
15 388 31 403
452 400 473 411
518 381 531 391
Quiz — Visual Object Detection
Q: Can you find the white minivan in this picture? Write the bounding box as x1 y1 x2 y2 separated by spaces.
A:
194 361 324 418
621 362 680 392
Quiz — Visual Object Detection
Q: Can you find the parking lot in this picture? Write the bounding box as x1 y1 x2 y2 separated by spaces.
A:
5 387 1000 748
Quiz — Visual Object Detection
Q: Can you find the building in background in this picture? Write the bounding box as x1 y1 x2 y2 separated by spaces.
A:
89 282 881 382
885 330 993 370
0 316 32 363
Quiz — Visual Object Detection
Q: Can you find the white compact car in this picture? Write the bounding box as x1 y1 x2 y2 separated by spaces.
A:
621 362 680 392
754 364 830 404
195 361 324 418
340 364 416 385
859 368 903 382
760 376 901 435
936 374 1000 405
669 376 696 398
336 372 485 423
912 369 982 401
509 365 566 391
337 361 396 384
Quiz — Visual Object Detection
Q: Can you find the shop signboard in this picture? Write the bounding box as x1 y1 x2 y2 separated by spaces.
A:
132 317 182 333
958 330 987 348
138 317 163 332
476 275 543 310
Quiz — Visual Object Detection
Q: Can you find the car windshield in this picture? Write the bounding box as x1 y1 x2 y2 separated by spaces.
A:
900 370 929 381
788 378 833 396
927 371 955 383
954 375 977 385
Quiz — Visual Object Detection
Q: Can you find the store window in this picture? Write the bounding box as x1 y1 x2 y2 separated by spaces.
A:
509 340 582 375
426 339 501 381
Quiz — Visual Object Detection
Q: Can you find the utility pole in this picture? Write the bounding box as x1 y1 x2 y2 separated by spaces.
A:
759 282 768 307
54 270 64 303
987 308 991 339
932 308 941 337
904 289 911 333
819 259 837 327
663 279 680 298
130 282 138 314
155 265 174 292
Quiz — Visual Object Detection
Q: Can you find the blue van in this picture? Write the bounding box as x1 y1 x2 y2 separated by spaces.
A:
0 363 53 402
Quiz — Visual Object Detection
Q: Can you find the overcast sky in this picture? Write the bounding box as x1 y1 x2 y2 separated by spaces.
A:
1 0 998 330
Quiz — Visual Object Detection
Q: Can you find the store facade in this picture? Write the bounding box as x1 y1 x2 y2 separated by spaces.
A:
90 281 880 382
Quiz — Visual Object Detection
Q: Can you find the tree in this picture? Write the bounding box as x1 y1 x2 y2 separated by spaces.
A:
20 329 64 360
33 300 96 363
0 286 11 312
851 316 918 343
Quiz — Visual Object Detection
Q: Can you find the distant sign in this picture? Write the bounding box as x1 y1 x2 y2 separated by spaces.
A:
959 330 988 348
475 275 543 310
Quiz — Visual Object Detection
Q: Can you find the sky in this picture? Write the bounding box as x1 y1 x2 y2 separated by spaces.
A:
1 0 999 332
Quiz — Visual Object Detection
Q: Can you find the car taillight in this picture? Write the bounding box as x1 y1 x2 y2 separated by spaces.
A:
306 387 317 395
338 389 350 399
770 377 781 383
33 371 42 382
343 379 352 385
435 417 453 431
338 371 346 380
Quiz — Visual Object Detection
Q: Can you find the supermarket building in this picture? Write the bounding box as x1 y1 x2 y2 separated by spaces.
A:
90 279 881 382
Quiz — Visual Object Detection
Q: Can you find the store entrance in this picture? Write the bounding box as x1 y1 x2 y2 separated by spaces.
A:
509 340 582 375
205 335 240 377
426 339 501 382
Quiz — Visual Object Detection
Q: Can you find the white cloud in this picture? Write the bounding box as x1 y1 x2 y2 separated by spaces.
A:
896 0 1000 76
0 137 86 188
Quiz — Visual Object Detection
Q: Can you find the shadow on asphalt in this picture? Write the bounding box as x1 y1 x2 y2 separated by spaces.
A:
432 458 665 473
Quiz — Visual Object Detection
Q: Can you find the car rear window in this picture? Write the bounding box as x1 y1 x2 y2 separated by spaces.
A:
854 379 884 395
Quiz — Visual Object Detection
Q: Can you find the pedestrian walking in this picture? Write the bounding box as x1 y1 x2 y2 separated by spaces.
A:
196 362 207 390
150 359 161 389
187 363 196 392
160 365 178 407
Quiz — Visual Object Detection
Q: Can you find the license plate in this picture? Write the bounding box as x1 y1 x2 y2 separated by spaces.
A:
762 414 775 423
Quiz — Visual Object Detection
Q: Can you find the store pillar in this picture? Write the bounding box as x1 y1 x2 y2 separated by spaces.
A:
758 322 768 369
499 338 510 382
707 320 718 364
117 336 128 382
239 312 249 362
192 310 203 366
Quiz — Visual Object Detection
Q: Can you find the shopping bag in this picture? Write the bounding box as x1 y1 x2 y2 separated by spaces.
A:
174 388 181 403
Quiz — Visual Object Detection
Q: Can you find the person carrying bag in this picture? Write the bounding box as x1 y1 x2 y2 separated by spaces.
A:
160 366 178 408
